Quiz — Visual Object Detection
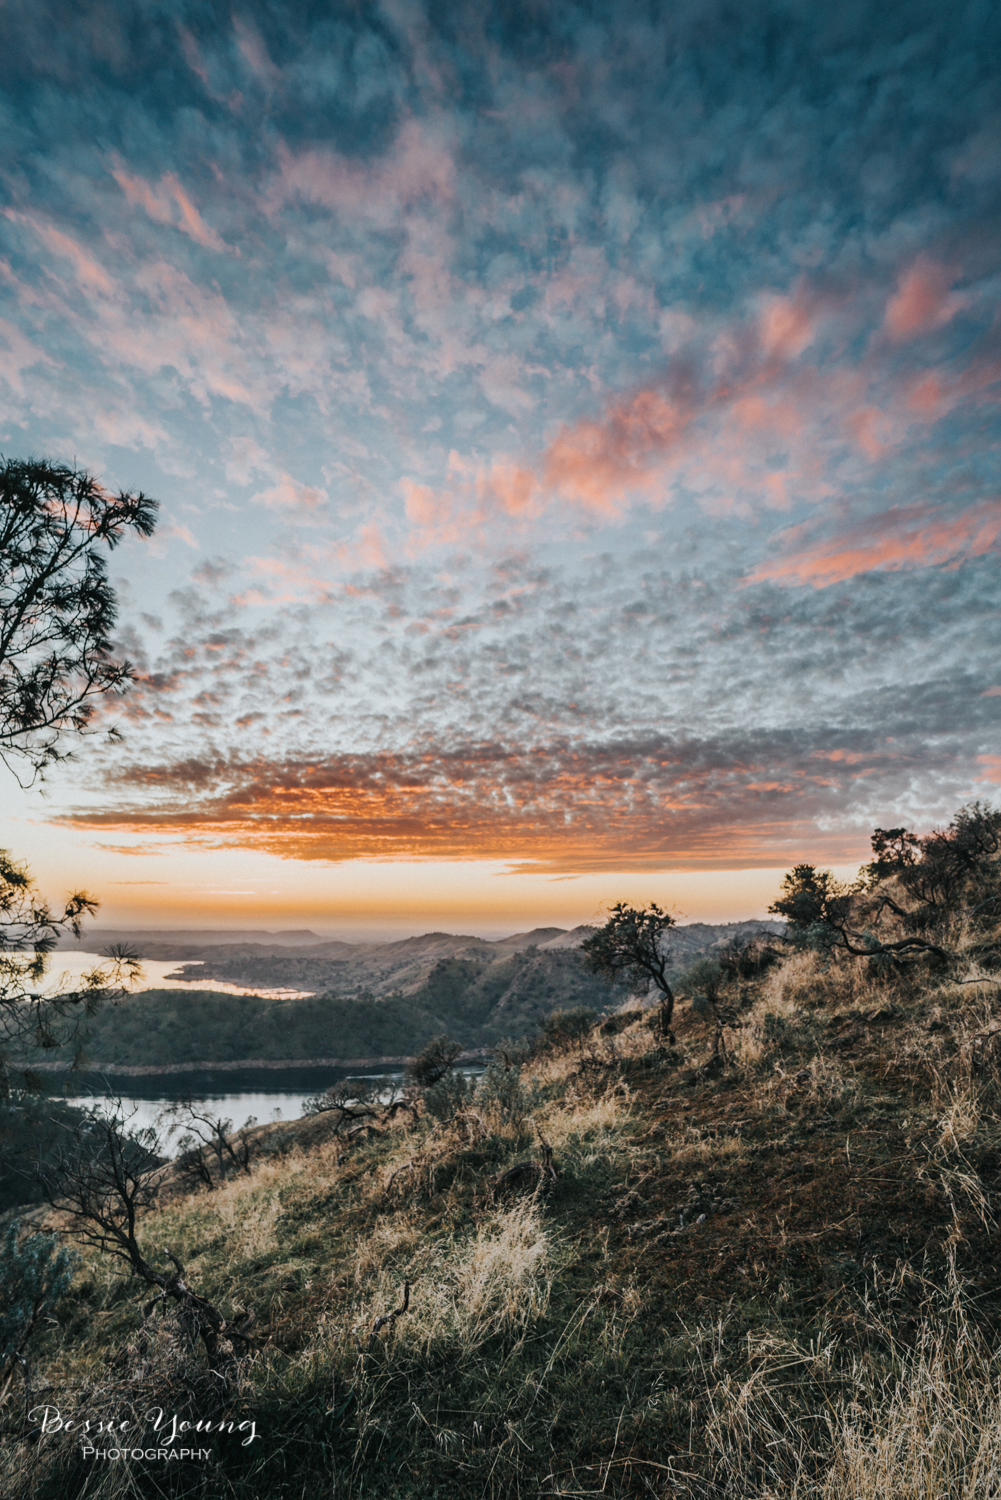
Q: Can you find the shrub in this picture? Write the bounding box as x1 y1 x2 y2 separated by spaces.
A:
476 1062 540 1127
423 1070 475 1123
535 1007 598 1055
0 1220 77 1389
405 1034 463 1090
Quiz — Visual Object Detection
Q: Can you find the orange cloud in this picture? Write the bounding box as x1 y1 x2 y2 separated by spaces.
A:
541 389 689 511
57 739 898 873
747 498 1001 588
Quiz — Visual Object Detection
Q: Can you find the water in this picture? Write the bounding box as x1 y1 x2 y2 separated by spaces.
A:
64 1090 317 1148
39 951 315 999
60 1066 406 1156
56 1062 481 1156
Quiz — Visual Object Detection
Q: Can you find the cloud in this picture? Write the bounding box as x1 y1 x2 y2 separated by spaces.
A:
883 260 966 342
57 712 997 873
747 499 1001 588
251 474 328 513
111 163 231 253
4 0 1001 892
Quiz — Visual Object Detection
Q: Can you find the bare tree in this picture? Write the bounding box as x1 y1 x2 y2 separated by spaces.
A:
302 1076 381 1135
37 1108 253 1380
159 1097 257 1189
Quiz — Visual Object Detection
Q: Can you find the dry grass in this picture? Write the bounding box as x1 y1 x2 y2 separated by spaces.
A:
9 920 1001 1499
346 1197 558 1359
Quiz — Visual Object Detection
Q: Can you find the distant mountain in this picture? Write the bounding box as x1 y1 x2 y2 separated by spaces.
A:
137 919 784 1002
56 927 324 956
39 918 786 1070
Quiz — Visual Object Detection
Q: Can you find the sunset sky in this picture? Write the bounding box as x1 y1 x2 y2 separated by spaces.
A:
2 0 1000 937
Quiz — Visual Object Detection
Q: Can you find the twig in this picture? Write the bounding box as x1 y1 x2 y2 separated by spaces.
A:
355 1280 412 1358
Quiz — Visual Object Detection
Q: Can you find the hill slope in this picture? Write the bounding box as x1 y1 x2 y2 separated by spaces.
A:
8 901 1001 1499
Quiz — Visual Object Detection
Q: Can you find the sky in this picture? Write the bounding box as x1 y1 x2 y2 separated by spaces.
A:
2 0 1000 937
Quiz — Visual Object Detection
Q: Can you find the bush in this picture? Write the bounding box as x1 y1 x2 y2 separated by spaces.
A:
476 1062 541 1127
406 1034 463 1090
423 1070 475 1123
0 1220 77 1382
536 1007 598 1055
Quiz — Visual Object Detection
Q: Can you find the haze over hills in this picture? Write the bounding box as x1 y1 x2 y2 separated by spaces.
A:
40 920 784 1070
55 927 326 953
60 921 784 999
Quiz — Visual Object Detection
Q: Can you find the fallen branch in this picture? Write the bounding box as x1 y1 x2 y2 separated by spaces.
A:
355 1281 412 1358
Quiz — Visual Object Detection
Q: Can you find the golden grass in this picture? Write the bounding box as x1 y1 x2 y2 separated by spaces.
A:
10 920 1001 1499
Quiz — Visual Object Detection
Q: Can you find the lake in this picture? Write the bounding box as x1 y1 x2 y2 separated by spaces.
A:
42 951 315 999
59 1064 407 1154
55 1061 483 1155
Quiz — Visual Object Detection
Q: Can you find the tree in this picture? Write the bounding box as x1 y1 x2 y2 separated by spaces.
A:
302 1077 381 1134
159 1097 258 1190
768 864 853 941
580 902 678 1039
769 862 951 964
0 457 158 781
0 849 142 1099
36 1108 254 1381
405 1034 463 1090
0 458 155 1093
871 803 1001 919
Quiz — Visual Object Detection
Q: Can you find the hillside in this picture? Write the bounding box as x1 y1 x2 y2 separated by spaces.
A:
34 947 619 1071
6 867 1001 1498
157 921 781 997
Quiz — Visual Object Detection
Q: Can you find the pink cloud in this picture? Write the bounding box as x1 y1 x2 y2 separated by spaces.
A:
0 317 56 394
758 294 816 360
542 389 689 511
251 474 327 513
273 118 457 224
10 215 115 295
111 164 229 252
884 259 965 341
232 17 280 84
176 23 210 87
747 498 1001 588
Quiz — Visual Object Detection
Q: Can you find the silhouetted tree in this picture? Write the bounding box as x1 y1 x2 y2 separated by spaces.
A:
0 458 155 1095
580 902 677 1039
860 803 1001 922
0 457 158 780
37 1108 253 1381
405 1035 462 1090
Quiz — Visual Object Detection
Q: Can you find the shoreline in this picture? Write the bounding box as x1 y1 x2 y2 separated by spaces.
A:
30 1049 491 1077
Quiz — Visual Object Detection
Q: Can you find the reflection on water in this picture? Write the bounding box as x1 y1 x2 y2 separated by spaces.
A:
56 1062 480 1157
42 951 315 999
64 1092 314 1150
59 1065 404 1156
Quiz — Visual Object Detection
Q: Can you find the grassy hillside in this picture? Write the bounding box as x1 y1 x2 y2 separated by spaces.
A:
6 823 1001 1499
